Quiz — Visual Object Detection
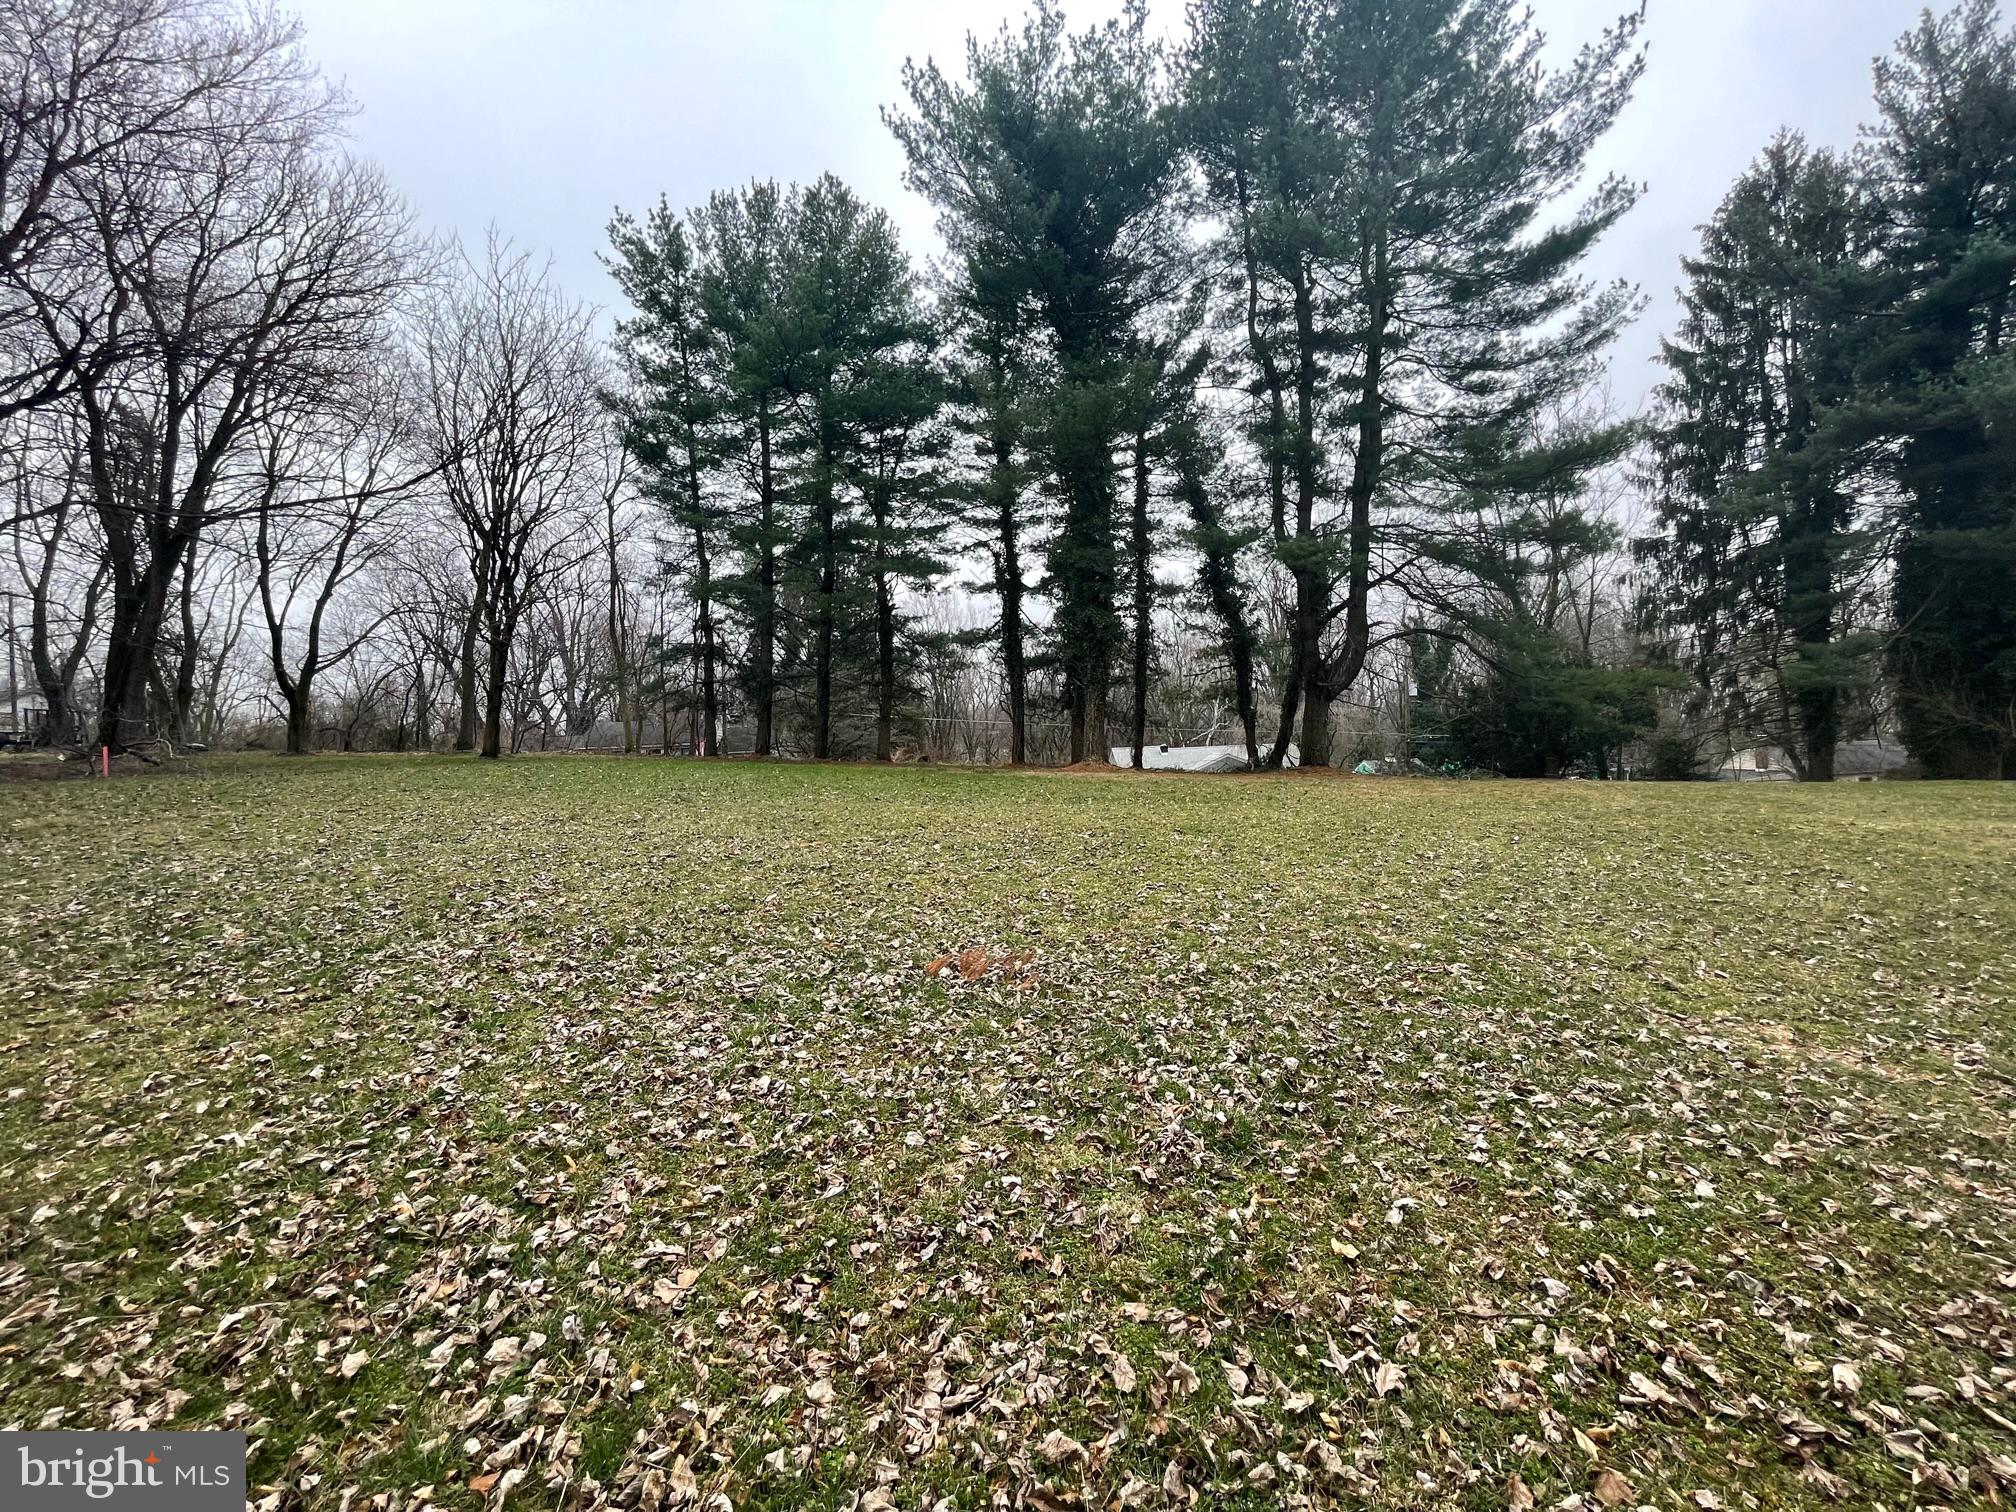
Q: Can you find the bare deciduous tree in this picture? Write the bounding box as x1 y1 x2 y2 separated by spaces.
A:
419 234 603 760
64 62 420 748
0 0 332 424
254 364 428 754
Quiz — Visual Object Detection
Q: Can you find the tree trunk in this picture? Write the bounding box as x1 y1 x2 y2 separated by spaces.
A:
1299 672 1333 767
480 625 507 759
752 405 777 756
693 521 718 756
284 683 312 756
1179 447 1259 767
455 600 480 751
1289 268 1329 766
813 465 836 761
1307 240 1386 767
1784 497 1839 782
1052 367 1119 765
606 492 636 755
1801 713 1838 782
25 556 96 748
169 540 199 742
1130 429 1152 769
993 427 1027 766
96 553 178 751
1265 649 1301 769
38 681 71 747
874 566 895 762
1236 161 1295 772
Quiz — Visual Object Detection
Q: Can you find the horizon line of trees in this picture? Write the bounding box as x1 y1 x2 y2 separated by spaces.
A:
2 0 2011 780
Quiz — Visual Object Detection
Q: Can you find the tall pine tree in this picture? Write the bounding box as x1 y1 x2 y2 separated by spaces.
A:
890 1 1184 763
694 182 795 757
1184 0 1644 765
1649 135 1876 780
943 299 1039 763
772 175 936 760
607 201 730 753
1857 1 2016 777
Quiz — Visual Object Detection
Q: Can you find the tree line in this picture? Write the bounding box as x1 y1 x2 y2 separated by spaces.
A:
2 0 2011 779
1646 0 2016 780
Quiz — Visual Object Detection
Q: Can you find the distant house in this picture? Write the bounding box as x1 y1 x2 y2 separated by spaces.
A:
1718 744 1787 782
1109 742 1298 773
1835 739 1914 781
1716 738 1911 782
0 690 50 746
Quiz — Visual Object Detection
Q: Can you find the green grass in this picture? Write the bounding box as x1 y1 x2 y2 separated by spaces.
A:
2 755 2013 1510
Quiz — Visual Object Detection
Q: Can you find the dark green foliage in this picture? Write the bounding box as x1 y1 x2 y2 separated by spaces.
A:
1646 136 1878 781
1643 723 1713 782
849 308 948 762
771 175 941 760
941 312 1039 762
1643 2 2016 780
1170 413 1263 767
607 176 942 761
607 201 730 751
890 0 1184 761
1856 1 2016 777
1422 622 1677 778
1409 409 1673 778
694 182 796 755
1181 0 1646 765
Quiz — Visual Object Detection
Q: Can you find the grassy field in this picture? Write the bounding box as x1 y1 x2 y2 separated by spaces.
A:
1 756 2013 1511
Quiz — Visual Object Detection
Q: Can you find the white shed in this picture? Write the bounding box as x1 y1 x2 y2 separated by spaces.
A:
1108 742 1298 773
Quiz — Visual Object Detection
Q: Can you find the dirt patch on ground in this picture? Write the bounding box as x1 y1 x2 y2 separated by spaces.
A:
0 753 97 783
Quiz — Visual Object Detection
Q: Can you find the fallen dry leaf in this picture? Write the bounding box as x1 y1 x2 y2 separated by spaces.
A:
1037 1429 1085 1463
1592 1467 1634 1507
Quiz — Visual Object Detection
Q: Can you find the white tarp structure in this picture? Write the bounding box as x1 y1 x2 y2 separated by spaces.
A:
1108 742 1299 773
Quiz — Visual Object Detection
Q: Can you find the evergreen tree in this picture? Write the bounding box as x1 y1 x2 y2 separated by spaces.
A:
1648 135 1876 780
1183 0 1644 765
1183 0 1344 764
1120 328 1208 768
694 182 795 757
943 303 1040 763
1165 394 1263 764
853 326 948 762
1856 1 2016 777
606 200 729 753
1415 413 1675 776
890 0 1184 763
1426 629 1668 778
772 175 935 760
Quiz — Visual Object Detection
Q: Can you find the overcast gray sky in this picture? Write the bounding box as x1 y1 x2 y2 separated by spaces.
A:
291 0 1924 410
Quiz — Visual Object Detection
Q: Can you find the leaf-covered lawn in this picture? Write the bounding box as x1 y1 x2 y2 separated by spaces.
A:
2 757 2013 1511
